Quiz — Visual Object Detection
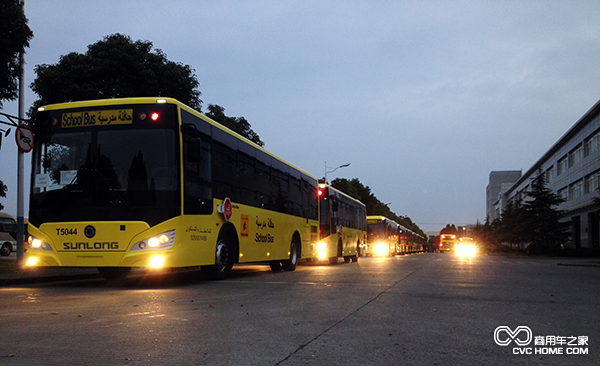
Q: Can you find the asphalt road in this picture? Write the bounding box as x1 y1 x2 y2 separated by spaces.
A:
1 253 598 365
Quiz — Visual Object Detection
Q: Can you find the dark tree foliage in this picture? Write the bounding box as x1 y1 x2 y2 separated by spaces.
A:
496 198 528 249
205 104 264 147
30 33 202 117
0 0 33 108
522 173 569 252
0 179 7 211
476 173 569 253
440 224 457 234
330 177 425 237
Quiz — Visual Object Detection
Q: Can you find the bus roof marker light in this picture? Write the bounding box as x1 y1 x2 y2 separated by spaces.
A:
38 107 45 112
156 99 167 104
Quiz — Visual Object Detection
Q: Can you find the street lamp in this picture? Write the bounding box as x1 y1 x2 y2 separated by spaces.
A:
0 128 10 152
324 161 351 183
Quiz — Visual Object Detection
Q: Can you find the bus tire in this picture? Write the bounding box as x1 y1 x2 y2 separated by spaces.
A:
201 237 232 280
98 267 131 281
1 243 11 256
270 261 283 272
328 257 338 265
351 244 359 262
281 236 299 271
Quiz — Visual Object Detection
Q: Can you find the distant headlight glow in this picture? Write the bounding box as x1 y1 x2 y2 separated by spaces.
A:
456 244 477 258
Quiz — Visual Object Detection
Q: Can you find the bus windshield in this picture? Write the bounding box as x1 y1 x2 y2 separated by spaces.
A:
368 223 388 238
30 104 180 226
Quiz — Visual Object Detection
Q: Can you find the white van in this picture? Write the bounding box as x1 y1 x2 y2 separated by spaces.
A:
0 212 17 256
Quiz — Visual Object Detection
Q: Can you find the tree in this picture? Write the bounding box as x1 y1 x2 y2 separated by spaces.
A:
497 197 527 249
29 34 265 144
0 0 33 108
440 224 457 234
30 33 202 116
205 104 264 146
0 180 7 211
330 177 425 237
522 173 569 252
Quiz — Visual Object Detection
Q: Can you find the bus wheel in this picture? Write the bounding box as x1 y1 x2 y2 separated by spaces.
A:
281 237 299 271
344 256 351 263
351 245 359 262
201 238 232 280
328 257 338 265
0 243 11 256
98 267 131 281
270 261 282 272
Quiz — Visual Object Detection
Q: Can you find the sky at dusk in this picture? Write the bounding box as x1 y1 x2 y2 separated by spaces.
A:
1 0 600 233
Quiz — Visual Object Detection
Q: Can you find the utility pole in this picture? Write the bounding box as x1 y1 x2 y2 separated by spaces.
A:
16 0 26 269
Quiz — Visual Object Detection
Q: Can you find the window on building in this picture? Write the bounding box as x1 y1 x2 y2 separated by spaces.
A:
569 179 584 200
558 187 569 201
545 166 555 183
568 144 583 168
557 155 568 175
585 170 600 194
584 129 600 157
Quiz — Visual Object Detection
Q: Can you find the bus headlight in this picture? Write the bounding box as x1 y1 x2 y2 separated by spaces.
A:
375 243 388 256
317 242 328 259
131 230 176 251
149 255 165 268
456 244 476 258
28 236 53 251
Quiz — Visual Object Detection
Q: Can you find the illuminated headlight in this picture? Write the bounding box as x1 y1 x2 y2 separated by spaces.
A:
375 243 388 256
131 230 175 251
27 256 39 266
317 242 328 252
28 236 53 251
149 255 165 268
317 242 328 259
456 244 476 258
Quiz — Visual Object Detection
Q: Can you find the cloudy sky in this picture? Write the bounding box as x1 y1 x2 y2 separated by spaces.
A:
1 0 600 233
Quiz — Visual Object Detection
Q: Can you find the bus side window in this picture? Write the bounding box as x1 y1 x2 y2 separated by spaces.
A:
188 138 201 163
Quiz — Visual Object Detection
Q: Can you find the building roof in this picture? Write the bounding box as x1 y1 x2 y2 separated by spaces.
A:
505 98 600 196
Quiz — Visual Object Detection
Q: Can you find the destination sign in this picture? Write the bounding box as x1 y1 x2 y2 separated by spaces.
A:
61 109 133 128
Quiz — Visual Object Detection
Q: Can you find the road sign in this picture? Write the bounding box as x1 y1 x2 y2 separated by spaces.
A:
15 125 33 153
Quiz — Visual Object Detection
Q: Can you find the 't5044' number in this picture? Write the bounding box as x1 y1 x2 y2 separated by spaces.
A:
56 228 78 236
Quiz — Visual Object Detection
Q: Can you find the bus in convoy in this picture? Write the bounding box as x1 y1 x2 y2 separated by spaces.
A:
439 233 457 253
27 97 363 280
0 212 17 256
365 216 399 256
397 225 425 255
316 184 367 264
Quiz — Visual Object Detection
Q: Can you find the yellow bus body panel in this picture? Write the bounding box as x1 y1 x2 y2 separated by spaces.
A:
27 198 318 268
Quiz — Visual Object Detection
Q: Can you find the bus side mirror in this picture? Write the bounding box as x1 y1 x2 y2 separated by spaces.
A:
188 138 201 163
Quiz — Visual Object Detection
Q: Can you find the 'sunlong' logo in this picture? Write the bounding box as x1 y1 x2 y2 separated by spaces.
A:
494 326 533 346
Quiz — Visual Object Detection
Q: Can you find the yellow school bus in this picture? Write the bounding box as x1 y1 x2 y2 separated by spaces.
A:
315 184 367 264
365 216 399 256
27 97 323 280
439 233 457 253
